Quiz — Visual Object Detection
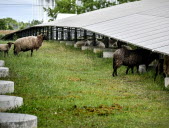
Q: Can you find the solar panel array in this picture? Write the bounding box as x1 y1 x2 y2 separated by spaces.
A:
7 0 169 55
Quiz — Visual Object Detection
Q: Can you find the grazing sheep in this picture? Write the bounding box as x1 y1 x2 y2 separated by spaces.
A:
154 59 164 81
13 34 46 56
95 40 105 48
112 47 159 76
87 39 105 48
74 40 87 47
75 39 105 48
163 55 169 76
109 38 117 47
117 40 127 48
155 55 169 80
0 42 14 57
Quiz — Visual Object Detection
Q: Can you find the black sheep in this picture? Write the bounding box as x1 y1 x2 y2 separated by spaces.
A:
112 47 159 76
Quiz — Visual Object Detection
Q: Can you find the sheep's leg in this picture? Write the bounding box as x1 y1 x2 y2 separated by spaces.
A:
126 67 130 74
6 51 8 56
13 46 18 56
136 66 139 74
4 51 6 57
31 50 33 57
112 67 118 76
154 65 159 81
131 66 134 74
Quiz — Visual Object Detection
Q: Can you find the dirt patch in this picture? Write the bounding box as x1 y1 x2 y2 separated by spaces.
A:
73 104 123 116
0 30 16 35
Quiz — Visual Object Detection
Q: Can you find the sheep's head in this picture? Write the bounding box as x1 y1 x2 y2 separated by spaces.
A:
42 34 48 40
7 42 14 49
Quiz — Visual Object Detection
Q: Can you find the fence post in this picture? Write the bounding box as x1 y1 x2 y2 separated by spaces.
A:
84 30 87 40
104 36 109 48
50 26 53 40
56 27 58 40
61 27 64 40
74 28 77 42
92 33 96 46
67 28 71 41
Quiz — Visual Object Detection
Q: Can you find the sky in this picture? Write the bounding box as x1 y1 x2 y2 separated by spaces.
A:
0 0 54 22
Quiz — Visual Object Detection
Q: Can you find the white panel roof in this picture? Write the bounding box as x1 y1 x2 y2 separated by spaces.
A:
5 0 169 55
36 0 169 28
83 0 169 55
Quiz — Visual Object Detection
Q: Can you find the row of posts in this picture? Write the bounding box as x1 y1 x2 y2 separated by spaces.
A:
11 26 110 48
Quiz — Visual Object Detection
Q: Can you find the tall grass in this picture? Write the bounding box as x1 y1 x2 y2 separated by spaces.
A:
0 40 169 128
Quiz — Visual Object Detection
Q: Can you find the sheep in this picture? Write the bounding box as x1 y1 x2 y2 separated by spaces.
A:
13 34 46 56
74 40 87 48
0 42 14 57
154 55 169 80
74 39 105 48
86 39 105 48
112 47 159 76
109 38 117 47
154 59 164 81
95 40 105 48
117 40 127 48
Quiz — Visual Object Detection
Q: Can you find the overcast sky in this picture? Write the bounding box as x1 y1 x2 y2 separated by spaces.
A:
0 0 53 22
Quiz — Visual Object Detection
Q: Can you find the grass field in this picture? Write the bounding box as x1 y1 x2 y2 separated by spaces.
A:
0 40 169 128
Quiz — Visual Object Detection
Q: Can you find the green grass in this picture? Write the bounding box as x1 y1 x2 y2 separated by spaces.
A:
0 40 169 128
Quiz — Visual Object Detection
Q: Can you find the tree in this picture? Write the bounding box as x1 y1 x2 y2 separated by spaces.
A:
30 20 43 27
44 0 115 21
0 19 6 30
44 0 77 21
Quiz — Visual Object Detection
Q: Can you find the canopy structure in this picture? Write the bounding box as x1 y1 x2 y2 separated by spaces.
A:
2 0 169 55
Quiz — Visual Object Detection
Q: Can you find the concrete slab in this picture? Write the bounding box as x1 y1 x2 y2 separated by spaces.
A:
103 48 116 52
81 46 95 51
0 113 37 128
74 44 81 48
0 95 23 112
0 81 14 94
165 77 169 88
0 67 9 77
0 60 5 67
93 48 103 53
66 41 75 46
139 65 146 73
60 41 65 44
103 52 114 58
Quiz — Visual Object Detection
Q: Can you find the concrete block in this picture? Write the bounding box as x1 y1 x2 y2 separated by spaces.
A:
0 60 5 67
103 48 114 52
0 80 14 94
0 67 9 77
103 52 114 58
165 77 169 88
0 95 23 112
60 41 65 44
139 65 146 73
81 46 94 51
93 48 103 53
0 113 37 128
74 44 80 48
66 41 75 46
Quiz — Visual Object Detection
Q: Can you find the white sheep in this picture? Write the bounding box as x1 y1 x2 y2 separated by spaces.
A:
13 34 46 56
96 40 105 48
0 42 14 57
74 40 87 48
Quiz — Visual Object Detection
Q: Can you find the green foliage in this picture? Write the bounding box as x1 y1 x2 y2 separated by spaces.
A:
0 17 43 30
44 0 115 21
0 40 168 128
44 0 139 21
0 19 7 30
